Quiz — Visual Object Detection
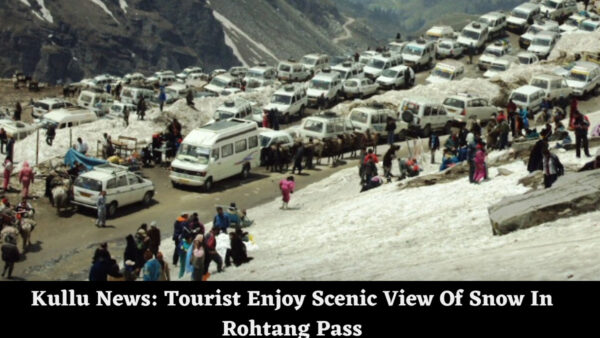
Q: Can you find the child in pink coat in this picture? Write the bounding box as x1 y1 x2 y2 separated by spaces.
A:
279 176 295 209
19 161 34 198
473 145 487 183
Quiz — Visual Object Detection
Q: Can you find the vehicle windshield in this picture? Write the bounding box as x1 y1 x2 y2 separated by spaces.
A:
301 56 318 66
358 56 370 64
332 69 349 79
259 135 273 148
510 92 528 103
581 22 599 32
485 48 503 57
532 38 552 46
565 18 579 27
350 110 369 124
279 64 291 72
382 69 399 77
303 120 324 133
34 102 50 110
40 119 58 129
74 177 102 192
271 94 292 105
531 78 549 89
432 68 453 79
121 89 133 98
439 42 453 50
527 26 542 34
478 17 491 25
490 63 508 71
110 105 123 113
214 109 235 120
344 80 359 88
247 70 264 78
389 45 404 53
80 95 92 104
512 10 529 20
309 80 330 90
569 71 588 82
443 98 465 109
404 45 424 56
177 144 210 164
518 56 534 64
209 78 228 88
461 29 481 40
367 59 387 69
543 0 559 9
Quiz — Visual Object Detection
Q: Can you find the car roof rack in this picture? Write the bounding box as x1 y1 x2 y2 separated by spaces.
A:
94 163 130 175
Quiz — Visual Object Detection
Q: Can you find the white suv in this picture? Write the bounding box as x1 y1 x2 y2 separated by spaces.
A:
529 74 572 102
263 85 308 124
72 164 155 218
32 98 73 118
540 0 577 23
398 98 457 137
442 94 499 123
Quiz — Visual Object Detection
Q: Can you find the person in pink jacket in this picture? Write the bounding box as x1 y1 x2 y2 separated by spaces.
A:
279 176 295 209
473 144 487 183
19 161 34 198
3 158 13 192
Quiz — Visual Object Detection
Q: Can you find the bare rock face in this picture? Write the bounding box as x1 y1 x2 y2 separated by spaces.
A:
489 170 600 235
517 171 544 189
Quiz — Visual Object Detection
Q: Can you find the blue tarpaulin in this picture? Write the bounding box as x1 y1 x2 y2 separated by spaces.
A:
64 148 107 170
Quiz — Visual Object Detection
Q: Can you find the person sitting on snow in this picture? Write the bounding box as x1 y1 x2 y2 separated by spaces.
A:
399 158 421 180
360 176 383 193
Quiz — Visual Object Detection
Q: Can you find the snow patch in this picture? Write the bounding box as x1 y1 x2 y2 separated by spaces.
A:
549 31 600 61
118 0 128 14
31 9 44 22
19 0 31 7
212 10 279 62
89 0 120 24
36 0 53 23
222 29 248 67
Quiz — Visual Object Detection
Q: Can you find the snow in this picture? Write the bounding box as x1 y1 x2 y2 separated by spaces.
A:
19 0 31 7
118 0 128 14
13 119 163 166
89 0 119 24
212 10 279 62
331 77 502 115
492 62 558 88
221 29 248 67
548 31 600 61
36 0 53 23
163 143 600 280
31 10 44 22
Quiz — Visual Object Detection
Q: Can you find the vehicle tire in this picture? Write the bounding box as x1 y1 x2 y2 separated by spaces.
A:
142 191 153 206
241 164 251 179
299 105 305 117
204 177 213 193
421 124 432 138
107 202 118 219
409 77 415 87
171 181 180 189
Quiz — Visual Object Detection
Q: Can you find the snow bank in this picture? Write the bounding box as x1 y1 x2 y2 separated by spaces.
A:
14 119 162 165
548 31 600 62
19 0 31 7
332 78 502 115
118 0 128 13
493 62 557 88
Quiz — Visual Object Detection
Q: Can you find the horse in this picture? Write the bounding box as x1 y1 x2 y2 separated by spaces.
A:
17 219 36 252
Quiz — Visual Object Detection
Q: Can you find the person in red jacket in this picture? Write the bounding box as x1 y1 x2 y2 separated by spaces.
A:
19 161 34 199
363 148 379 164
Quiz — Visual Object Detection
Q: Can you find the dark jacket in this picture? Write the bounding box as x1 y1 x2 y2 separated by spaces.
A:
527 140 547 173
89 258 111 281
429 134 440 150
172 217 187 241
1 242 20 263
124 235 137 264
385 121 397 133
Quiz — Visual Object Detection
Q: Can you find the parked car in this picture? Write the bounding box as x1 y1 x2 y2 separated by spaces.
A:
38 107 98 130
77 90 113 117
300 54 330 75
363 52 403 80
176 67 204 82
263 84 308 124
0 120 36 140
436 39 465 59
342 78 379 99
529 74 572 103
457 21 490 53
426 60 466 84
478 12 508 39
540 0 577 23
331 61 365 81
72 163 155 218
519 18 560 49
442 93 500 124
204 74 242 94
398 97 457 137
527 30 560 59
509 85 546 115
211 99 254 124
478 39 512 71
243 64 278 85
295 112 355 140
402 39 437 71
517 51 540 65
306 70 342 108
358 51 381 65
565 61 600 97
483 57 513 78
32 98 73 119
376 65 415 90
346 106 401 135
107 101 136 119
507 2 542 34
277 60 311 82
425 26 455 41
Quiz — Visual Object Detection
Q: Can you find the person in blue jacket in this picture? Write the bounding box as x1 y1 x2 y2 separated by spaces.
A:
213 206 231 233
142 249 161 281
158 86 167 112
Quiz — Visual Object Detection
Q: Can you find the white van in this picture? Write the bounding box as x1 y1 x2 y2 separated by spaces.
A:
402 39 437 71
306 70 342 108
398 97 456 137
165 83 190 104
387 41 408 56
211 99 254 123
169 119 261 191
478 12 507 39
519 19 560 49
263 85 308 124
436 39 465 59
331 61 365 81
509 85 546 114
425 26 455 41
507 2 542 34
300 54 330 75
277 60 311 82
565 61 600 97
32 98 73 118
540 0 577 23
39 107 98 130
363 52 403 80
483 57 512 78
358 51 381 65
204 74 242 94
529 74 572 102
296 112 355 140
77 90 113 116
426 60 465 84
347 106 401 134
120 86 155 105
527 30 560 59
457 21 490 53
478 39 512 71
243 64 278 85
108 101 136 119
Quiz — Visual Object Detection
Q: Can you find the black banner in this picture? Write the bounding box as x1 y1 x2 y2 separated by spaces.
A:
6 282 596 334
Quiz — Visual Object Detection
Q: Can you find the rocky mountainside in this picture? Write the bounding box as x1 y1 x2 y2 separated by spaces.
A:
0 0 377 84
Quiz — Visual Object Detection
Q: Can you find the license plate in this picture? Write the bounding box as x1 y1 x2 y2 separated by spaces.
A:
80 192 91 198
178 178 190 184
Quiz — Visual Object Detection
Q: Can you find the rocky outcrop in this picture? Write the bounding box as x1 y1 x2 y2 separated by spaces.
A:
0 0 238 83
489 170 600 235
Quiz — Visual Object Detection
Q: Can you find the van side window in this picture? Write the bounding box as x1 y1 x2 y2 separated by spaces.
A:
211 148 220 160
424 107 432 116
221 144 234 158
235 139 247 153
326 124 335 133
117 175 128 187
106 178 117 189
248 136 258 149
438 106 446 115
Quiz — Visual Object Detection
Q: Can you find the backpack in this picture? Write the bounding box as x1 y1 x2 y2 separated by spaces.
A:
206 234 216 250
